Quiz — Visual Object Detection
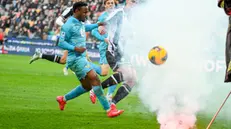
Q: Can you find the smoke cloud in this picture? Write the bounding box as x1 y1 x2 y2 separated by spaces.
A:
120 0 230 128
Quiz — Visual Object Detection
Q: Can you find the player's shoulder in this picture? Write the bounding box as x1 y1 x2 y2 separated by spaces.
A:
112 7 125 16
63 16 83 29
98 12 108 21
106 8 124 21
114 6 125 12
62 17 74 28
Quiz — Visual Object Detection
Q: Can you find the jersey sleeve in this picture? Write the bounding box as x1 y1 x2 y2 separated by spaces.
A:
62 7 73 19
85 24 98 32
91 13 107 41
91 28 106 41
58 27 75 51
106 8 124 45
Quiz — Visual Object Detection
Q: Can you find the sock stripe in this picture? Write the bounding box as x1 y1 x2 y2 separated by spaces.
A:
112 63 118 71
122 85 130 93
54 55 57 62
111 75 118 84
40 53 43 58
118 72 123 82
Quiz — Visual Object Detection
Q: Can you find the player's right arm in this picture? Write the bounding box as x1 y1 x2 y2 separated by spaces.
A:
91 12 110 43
91 22 109 44
91 28 106 41
58 27 86 53
91 28 109 44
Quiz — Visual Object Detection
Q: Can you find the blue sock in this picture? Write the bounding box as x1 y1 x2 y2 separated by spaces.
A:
64 85 87 101
90 62 102 75
92 86 110 111
107 84 117 95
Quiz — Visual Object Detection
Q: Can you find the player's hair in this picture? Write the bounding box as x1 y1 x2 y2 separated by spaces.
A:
104 0 118 5
72 2 88 12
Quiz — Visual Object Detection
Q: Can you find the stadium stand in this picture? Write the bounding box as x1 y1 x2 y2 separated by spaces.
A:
0 0 124 42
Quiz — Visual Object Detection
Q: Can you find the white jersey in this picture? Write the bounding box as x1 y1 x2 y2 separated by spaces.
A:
55 7 90 26
104 7 124 54
105 6 134 56
56 7 73 26
105 8 124 45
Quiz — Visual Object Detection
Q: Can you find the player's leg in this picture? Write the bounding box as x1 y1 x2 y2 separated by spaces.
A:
0 40 3 53
89 68 134 105
29 50 67 64
61 50 69 75
90 71 124 104
56 58 123 117
111 66 137 104
100 51 117 100
225 17 231 82
0 40 2 50
56 58 91 111
86 69 124 117
101 72 123 89
101 49 137 105
105 49 122 101
56 84 88 110
86 70 110 110
89 48 110 76
99 49 110 76
89 50 117 104
100 65 137 105
56 71 90 111
63 64 69 76
89 48 109 103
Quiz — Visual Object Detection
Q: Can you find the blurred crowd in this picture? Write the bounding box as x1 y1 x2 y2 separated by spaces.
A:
0 0 124 42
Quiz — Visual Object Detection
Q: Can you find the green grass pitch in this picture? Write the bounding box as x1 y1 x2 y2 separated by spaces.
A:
0 54 230 129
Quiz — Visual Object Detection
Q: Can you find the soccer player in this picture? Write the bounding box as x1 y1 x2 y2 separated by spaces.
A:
29 0 87 76
89 0 118 103
90 0 137 105
56 1 124 117
218 0 231 82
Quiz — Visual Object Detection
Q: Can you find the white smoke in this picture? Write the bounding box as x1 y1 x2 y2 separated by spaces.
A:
121 0 230 128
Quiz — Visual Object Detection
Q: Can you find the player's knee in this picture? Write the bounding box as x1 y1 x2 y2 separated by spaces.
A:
101 67 109 76
101 71 108 76
106 51 118 71
118 67 137 86
88 70 99 81
59 56 66 64
122 83 132 92
111 72 123 84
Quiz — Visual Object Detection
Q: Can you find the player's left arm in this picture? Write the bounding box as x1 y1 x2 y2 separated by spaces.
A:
85 22 106 32
91 28 106 41
85 24 98 32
